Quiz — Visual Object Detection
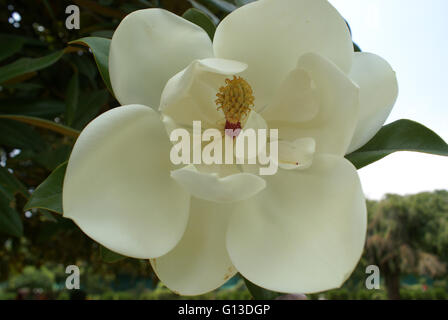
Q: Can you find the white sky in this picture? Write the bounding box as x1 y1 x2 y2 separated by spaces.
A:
329 0 448 199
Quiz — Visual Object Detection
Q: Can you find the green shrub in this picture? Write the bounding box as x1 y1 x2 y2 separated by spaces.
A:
433 287 447 300
326 288 350 300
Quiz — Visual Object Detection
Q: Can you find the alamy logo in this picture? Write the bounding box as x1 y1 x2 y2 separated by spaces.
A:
65 265 80 289
169 121 279 175
365 265 380 290
65 5 80 30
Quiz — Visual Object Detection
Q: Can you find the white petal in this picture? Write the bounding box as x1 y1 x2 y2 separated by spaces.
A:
227 154 367 294
261 68 319 123
276 138 316 170
214 0 353 109
109 9 213 109
63 105 190 259
347 52 399 153
235 111 268 163
151 198 236 296
160 58 248 129
171 164 265 203
242 109 267 131
268 53 359 156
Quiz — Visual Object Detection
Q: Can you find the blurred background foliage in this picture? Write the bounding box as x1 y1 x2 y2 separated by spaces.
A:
0 0 447 300
1 190 448 300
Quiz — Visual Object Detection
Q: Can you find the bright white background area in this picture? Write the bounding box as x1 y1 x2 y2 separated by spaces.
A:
330 0 447 199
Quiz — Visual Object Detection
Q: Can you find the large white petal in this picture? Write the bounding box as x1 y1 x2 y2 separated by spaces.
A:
347 52 399 153
275 138 316 170
267 53 359 156
109 9 213 109
63 105 190 259
261 68 319 123
159 58 248 129
227 154 367 294
214 0 353 109
171 164 265 203
151 198 236 296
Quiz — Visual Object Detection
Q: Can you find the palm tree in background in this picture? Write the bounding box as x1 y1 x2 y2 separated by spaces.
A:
365 192 448 299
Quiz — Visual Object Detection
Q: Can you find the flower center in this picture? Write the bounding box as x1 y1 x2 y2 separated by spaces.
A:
215 76 255 133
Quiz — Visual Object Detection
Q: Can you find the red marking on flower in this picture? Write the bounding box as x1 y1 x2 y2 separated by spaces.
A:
225 121 242 137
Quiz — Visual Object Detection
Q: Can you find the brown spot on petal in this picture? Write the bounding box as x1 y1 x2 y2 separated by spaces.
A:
223 266 236 281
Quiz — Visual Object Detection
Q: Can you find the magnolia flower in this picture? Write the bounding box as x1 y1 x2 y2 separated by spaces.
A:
63 0 398 295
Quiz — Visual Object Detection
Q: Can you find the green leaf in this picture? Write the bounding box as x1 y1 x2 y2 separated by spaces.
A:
24 145 72 171
198 0 237 13
0 99 65 119
188 0 220 25
2 82 43 91
69 37 112 93
90 30 114 39
243 277 282 300
0 167 26 238
65 71 79 126
235 0 256 6
353 42 362 52
0 114 80 138
0 50 64 84
72 90 109 130
0 196 23 238
0 167 28 201
183 8 216 40
72 54 98 87
346 119 448 169
0 35 25 62
0 119 45 150
0 33 45 47
24 162 67 214
100 245 127 263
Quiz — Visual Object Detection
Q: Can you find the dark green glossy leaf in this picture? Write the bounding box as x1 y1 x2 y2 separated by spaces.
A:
198 0 237 13
0 50 64 84
24 162 67 214
27 145 72 171
0 99 65 119
243 277 282 300
0 167 28 201
0 114 80 138
72 90 109 130
72 54 98 87
0 119 45 150
90 30 114 39
73 0 125 18
0 166 26 238
0 33 45 47
65 72 79 126
69 37 112 93
0 35 25 62
2 82 43 91
346 119 448 169
188 0 220 24
183 8 216 40
235 0 256 6
354 42 362 52
0 196 23 238
100 245 127 263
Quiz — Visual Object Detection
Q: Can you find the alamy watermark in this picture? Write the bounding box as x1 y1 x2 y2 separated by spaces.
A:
365 265 380 290
169 121 279 175
65 5 80 30
65 265 80 289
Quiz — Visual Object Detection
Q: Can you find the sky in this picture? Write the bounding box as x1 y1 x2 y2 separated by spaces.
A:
329 0 448 199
